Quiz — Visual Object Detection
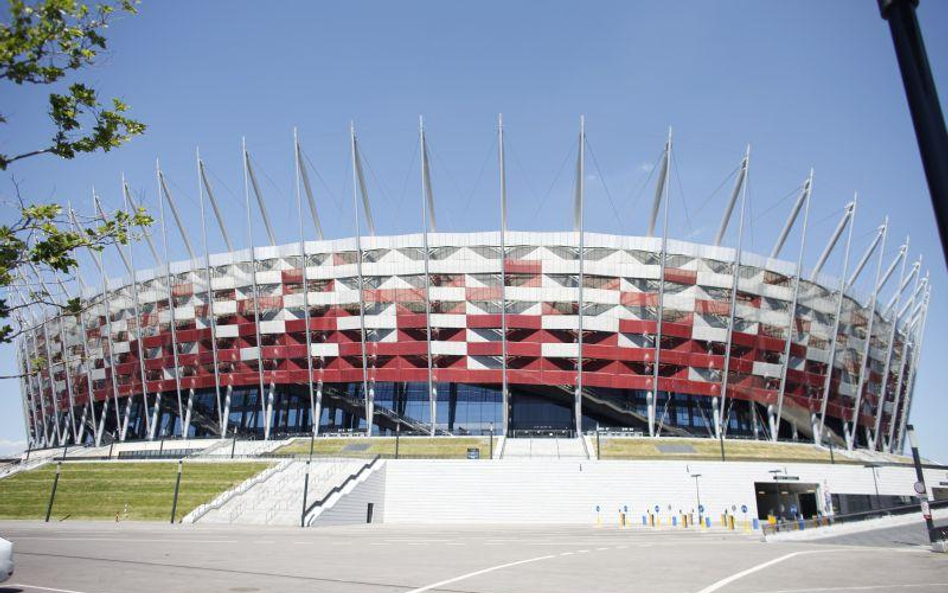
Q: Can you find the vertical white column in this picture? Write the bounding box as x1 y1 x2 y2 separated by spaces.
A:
350 124 373 434
871 243 909 449
848 219 887 449
294 129 319 437
155 165 185 438
886 264 923 450
718 146 750 440
649 130 672 438
894 286 929 452
242 140 271 439
574 115 586 437
817 199 857 442
498 114 509 436
419 117 436 435
773 173 812 441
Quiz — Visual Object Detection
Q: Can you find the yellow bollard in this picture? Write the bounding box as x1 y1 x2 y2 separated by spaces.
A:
728 515 735 530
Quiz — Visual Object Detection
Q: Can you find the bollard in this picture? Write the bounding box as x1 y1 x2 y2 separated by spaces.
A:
705 517 711 528
170 460 183 524
642 515 647 526
728 515 735 530
45 461 62 522
672 516 677 527
752 518 760 531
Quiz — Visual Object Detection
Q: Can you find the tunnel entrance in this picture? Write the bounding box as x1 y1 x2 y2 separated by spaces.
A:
754 481 820 521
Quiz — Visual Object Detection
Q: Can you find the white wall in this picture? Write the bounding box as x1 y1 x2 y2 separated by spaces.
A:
382 459 942 525
313 465 387 527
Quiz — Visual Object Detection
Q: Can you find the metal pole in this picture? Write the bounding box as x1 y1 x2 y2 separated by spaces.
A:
849 221 888 449
895 288 930 451
489 422 494 459
45 461 62 522
419 117 437 435
719 146 750 440
871 243 910 449
242 139 271 439
575 115 586 437
692 473 702 527
294 129 318 440
156 164 185 438
879 0 948 268
773 172 812 440
498 113 509 437
301 459 311 528
596 424 601 460
818 199 857 440
170 459 183 524
650 130 672 437
887 266 924 450
350 124 372 435
196 150 225 437
906 424 936 543
395 422 400 459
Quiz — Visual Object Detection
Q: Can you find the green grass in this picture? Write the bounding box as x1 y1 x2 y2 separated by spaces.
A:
0 461 270 521
273 437 496 459
598 437 844 463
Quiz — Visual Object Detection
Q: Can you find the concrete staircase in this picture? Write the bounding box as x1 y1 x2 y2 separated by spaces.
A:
501 437 589 459
198 459 364 525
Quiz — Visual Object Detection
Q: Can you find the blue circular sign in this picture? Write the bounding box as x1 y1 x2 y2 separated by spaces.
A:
741 504 748 513
596 505 600 512
654 505 660 513
698 504 705 513
624 505 628 512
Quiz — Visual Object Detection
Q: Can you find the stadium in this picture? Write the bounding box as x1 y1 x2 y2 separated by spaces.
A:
13 122 931 456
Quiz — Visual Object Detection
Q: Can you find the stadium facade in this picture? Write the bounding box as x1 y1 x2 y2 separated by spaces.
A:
13 120 931 454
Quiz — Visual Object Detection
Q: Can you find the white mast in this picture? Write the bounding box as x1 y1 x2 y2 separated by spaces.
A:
350 123 373 434
420 116 436 435
649 129 672 437
498 113 509 436
294 128 319 436
574 115 586 437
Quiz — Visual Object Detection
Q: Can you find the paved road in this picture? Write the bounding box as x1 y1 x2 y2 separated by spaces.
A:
0 521 945 593
814 517 948 549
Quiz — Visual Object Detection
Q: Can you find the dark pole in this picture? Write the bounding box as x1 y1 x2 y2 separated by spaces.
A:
108 438 114 460
308 427 316 459
301 459 311 528
62 441 68 461
829 438 835 464
44 461 62 523
489 422 494 459
25 444 31 463
170 459 183 524
596 424 601 460
231 433 237 459
719 431 726 462
693 474 702 526
159 437 165 455
879 0 948 267
395 422 400 459
906 424 936 543
867 465 882 510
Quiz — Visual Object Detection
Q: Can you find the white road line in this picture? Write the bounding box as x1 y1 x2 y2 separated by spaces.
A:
695 552 810 593
559 552 574 556
12 584 98 593
746 584 948 593
577 549 590 554
403 554 556 593
12 537 238 544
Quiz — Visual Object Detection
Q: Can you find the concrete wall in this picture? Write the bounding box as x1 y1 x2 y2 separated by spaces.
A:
382 459 943 525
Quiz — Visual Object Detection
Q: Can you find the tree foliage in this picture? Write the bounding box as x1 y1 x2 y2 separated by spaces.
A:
0 0 150 347
0 0 145 169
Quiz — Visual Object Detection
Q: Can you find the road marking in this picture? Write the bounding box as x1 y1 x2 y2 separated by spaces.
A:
695 552 810 593
12 537 239 544
577 549 590 554
747 584 948 593
559 552 574 556
403 554 556 593
596 547 609 551
12 584 98 593
293 541 313 545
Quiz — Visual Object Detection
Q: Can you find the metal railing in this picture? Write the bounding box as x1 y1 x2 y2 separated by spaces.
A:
761 499 948 536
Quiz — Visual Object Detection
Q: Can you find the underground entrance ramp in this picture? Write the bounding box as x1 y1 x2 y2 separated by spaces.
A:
755 481 819 521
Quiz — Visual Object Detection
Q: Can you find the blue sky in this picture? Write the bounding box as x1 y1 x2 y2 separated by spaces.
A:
1 0 946 459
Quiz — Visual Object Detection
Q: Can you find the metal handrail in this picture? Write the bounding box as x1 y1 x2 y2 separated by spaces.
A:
303 455 381 520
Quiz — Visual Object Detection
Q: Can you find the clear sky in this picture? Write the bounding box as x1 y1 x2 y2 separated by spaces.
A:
1 0 946 460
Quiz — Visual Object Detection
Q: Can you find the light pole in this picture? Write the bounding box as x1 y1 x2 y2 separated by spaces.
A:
170 459 183 524
865 463 882 510
691 473 703 527
906 424 936 543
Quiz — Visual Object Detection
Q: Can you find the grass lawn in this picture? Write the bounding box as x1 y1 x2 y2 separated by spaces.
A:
0 461 270 521
274 437 496 459
598 437 845 463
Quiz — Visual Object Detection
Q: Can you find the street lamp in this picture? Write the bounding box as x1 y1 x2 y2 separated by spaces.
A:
865 463 882 510
906 424 936 544
691 473 703 526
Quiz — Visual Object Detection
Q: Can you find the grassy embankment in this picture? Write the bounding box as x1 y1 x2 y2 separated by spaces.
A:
274 437 496 459
0 461 270 521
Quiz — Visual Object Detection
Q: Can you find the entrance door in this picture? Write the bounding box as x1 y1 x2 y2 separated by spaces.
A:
754 482 821 521
508 391 575 437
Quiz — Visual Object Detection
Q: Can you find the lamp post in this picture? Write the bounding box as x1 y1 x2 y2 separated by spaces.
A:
170 459 183 524
691 473 703 527
45 461 62 523
865 463 882 510
489 422 494 459
906 424 936 543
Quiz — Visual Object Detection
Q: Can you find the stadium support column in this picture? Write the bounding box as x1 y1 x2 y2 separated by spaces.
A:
350 123 373 435
849 220 889 450
76 201 124 442
38 310 64 445
419 116 437 436
816 199 857 443
718 146 750 440
772 172 812 441
574 115 586 437
65 271 101 446
242 140 272 440
197 151 226 437
886 264 923 451
498 114 510 436
16 277 64 446
648 130 671 438
155 165 185 438
13 306 44 446
871 244 911 450
895 286 930 452
294 129 318 437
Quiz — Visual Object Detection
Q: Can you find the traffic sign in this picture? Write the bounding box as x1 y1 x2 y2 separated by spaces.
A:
914 481 927 495
741 504 748 513
654 505 660 513
698 504 704 513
